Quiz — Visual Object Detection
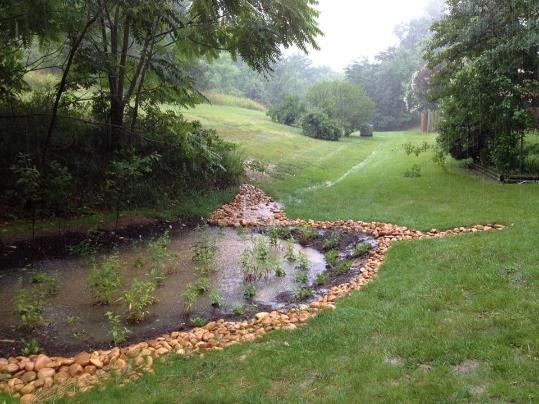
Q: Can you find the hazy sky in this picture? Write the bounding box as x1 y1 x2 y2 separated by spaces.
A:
299 0 431 71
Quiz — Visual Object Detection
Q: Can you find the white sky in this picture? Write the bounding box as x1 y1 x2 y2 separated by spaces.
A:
298 0 431 71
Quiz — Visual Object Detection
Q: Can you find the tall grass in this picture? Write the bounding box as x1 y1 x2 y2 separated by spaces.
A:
204 92 267 112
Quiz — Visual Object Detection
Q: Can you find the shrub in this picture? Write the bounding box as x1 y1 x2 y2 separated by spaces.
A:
123 280 157 323
87 254 122 305
105 311 130 345
360 123 374 137
352 242 372 258
302 110 342 141
267 94 306 126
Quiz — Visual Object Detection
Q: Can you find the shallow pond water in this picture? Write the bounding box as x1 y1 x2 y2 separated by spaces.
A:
0 227 331 355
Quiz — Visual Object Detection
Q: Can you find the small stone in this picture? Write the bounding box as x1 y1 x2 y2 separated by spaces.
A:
20 394 36 404
34 354 50 371
37 367 55 380
69 363 83 377
20 371 36 383
74 352 90 366
84 365 97 375
6 363 19 373
54 371 69 384
90 357 103 368
20 382 35 395
255 312 269 320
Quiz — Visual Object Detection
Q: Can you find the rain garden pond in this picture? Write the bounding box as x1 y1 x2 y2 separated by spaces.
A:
0 224 375 356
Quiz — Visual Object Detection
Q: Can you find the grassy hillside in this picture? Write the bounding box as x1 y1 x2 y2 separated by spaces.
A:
5 104 538 403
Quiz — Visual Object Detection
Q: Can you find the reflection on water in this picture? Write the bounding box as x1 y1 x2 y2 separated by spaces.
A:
0 227 325 353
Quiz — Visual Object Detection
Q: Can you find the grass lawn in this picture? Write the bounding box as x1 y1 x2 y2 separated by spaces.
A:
3 104 538 402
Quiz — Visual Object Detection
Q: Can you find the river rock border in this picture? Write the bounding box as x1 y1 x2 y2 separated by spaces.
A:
0 184 505 403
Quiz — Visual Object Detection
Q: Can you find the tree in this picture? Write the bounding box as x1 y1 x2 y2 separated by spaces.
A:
267 94 305 126
426 0 539 173
305 81 374 135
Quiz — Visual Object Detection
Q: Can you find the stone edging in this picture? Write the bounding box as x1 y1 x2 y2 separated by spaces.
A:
0 185 505 403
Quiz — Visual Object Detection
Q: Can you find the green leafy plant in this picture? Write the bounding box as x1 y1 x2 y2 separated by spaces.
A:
352 242 372 258
210 291 224 308
21 338 41 356
183 283 199 314
295 270 309 283
190 316 208 327
296 252 311 272
285 238 297 262
123 280 157 323
105 311 130 345
14 279 47 329
87 253 122 305
243 283 257 301
273 259 286 277
30 271 60 296
336 260 352 274
294 287 313 301
325 250 339 268
194 277 210 295
323 237 340 251
297 225 316 245
232 304 246 316
191 228 217 270
315 272 329 286
66 315 87 339
148 231 180 286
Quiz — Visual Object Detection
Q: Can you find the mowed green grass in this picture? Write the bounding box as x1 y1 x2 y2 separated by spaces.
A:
4 104 538 403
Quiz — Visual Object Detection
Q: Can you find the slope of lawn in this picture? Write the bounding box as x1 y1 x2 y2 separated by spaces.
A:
4 104 538 402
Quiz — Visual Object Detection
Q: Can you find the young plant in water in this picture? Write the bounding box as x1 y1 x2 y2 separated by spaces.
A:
325 250 339 268
30 271 60 296
87 253 122 305
105 311 130 345
323 237 340 251
148 231 180 286
209 291 225 308
66 315 87 339
272 258 286 277
194 277 210 295
21 338 41 356
14 279 48 330
297 225 316 245
191 227 217 269
294 287 313 301
336 260 352 274
243 283 256 301
183 283 199 314
315 272 329 286
295 270 309 284
296 252 310 272
232 304 246 316
190 316 207 327
123 280 157 323
253 235 270 263
284 238 297 262
352 242 372 258
241 248 262 282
